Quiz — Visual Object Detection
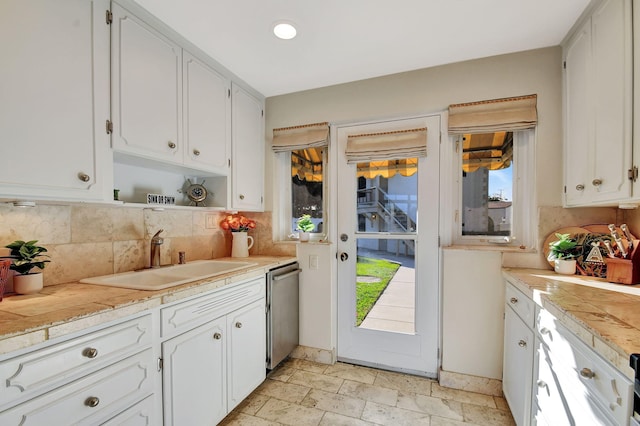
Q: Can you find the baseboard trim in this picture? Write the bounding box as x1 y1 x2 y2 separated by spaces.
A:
290 345 336 365
439 368 503 397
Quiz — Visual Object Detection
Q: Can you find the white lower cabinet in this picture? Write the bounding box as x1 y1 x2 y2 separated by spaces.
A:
503 279 634 426
0 314 157 425
0 276 268 425
503 281 535 425
534 308 633 425
161 276 267 425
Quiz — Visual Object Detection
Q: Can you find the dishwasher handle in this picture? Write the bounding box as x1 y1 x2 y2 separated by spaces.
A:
272 269 302 281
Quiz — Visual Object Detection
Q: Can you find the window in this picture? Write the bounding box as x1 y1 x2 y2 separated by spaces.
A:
272 122 329 241
447 95 537 248
290 147 326 236
452 129 536 247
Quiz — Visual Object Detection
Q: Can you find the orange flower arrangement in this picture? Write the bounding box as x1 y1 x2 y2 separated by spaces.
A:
220 214 256 232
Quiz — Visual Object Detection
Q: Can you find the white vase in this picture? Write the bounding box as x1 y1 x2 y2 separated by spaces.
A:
554 259 577 275
299 232 310 242
231 232 254 258
13 273 43 294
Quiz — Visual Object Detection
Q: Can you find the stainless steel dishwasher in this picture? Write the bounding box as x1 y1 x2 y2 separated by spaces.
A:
266 262 300 370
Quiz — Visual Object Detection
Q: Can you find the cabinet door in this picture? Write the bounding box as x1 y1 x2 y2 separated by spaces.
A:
162 317 226 426
0 0 110 201
564 0 632 206
231 83 264 211
503 306 534 426
564 22 592 207
111 3 183 164
227 299 266 411
183 51 231 174
590 0 632 203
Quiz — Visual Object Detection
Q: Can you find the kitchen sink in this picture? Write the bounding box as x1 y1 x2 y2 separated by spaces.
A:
79 260 258 290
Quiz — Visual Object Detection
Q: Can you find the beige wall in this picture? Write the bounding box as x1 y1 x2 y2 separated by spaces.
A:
266 46 564 213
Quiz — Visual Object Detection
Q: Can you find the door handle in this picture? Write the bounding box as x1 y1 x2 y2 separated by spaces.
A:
339 252 349 262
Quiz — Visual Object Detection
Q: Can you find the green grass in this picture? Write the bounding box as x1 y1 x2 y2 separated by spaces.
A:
355 256 401 326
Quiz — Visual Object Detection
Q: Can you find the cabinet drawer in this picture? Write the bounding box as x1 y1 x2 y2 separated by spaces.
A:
0 314 152 407
505 280 534 328
536 309 632 425
101 394 156 426
0 349 155 425
161 277 265 338
535 344 614 426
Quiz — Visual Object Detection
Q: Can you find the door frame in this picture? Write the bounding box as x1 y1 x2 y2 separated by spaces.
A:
329 113 443 377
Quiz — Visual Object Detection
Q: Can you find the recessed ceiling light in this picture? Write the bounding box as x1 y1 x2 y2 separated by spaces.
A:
273 22 297 40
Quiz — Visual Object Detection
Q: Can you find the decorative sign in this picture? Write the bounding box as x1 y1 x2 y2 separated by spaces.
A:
146 193 176 205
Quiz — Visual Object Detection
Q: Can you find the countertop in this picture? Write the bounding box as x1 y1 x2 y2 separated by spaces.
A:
0 256 297 356
503 268 640 378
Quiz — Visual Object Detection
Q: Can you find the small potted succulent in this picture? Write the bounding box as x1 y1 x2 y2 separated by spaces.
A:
547 233 580 275
296 214 315 242
3 240 50 294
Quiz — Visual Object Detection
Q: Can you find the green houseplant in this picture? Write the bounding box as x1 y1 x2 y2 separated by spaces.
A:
4 240 50 294
296 214 315 242
547 233 579 275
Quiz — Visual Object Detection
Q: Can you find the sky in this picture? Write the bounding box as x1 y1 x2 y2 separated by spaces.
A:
489 166 513 200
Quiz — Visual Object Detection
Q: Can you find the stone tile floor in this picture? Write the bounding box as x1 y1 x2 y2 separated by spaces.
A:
220 358 516 426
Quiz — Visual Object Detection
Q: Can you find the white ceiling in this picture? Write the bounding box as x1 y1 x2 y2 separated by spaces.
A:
133 0 591 98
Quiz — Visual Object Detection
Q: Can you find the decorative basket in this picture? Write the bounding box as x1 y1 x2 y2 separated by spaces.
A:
0 259 11 302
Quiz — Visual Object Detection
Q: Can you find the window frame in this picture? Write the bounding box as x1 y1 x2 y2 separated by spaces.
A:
274 147 329 242
447 128 537 249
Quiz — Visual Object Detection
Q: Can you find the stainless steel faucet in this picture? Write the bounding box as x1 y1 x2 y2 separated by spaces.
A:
150 229 164 268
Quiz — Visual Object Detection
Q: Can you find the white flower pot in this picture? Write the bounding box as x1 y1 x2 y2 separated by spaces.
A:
231 232 254 258
554 259 577 275
299 232 310 242
13 273 43 295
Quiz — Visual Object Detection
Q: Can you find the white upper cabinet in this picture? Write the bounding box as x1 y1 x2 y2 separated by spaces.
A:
563 0 633 207
231 83 265 211
0 0 111 201
111 3 183 165
183 51 231 175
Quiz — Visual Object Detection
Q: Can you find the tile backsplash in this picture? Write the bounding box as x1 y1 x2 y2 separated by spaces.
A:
0 204 293 287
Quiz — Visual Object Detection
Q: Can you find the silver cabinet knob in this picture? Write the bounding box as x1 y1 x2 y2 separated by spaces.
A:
193 149 200 156
539 327 550 335
84 396 100 407
239 194 245 200
509 297 518 304
82 347 98 359
213 332 222 340
537 380 547 389
77 172 90 182
168 141 176 149
518 340 527 348
576 184 585 191
235 322 242 328
592 179 603 187
580 367 595 379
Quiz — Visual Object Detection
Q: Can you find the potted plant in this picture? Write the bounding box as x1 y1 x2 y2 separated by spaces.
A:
547 233 579 275
3 240 50 294
296 214 315 242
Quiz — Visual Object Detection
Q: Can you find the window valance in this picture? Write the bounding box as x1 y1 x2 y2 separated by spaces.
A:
272 122 329 152
448 94 537 134
345 127 427 163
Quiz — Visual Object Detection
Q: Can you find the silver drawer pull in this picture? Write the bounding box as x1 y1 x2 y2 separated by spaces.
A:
580 367 595 379
576 184 585 191
213 332 222 340
592 179 603 187
85 396 100 407
168 141 176 149
82 347 98 359
537 380 547 388
235 322 242 329
518 340 527 348
509 297 518 304
539 327 550 335
193 149 200 156
77 172 90 182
